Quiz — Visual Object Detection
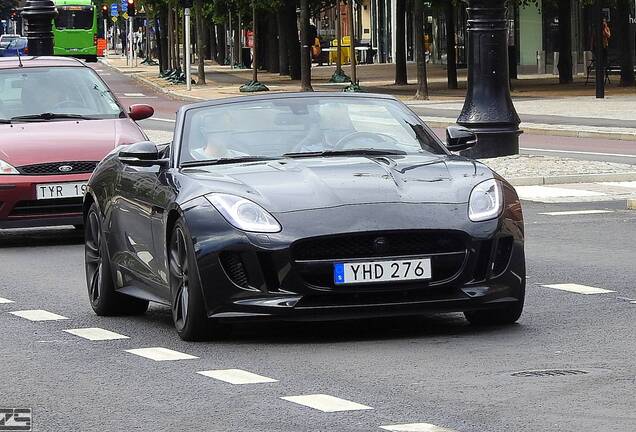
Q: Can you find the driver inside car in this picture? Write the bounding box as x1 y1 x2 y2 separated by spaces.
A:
296 103 356 152
192 132 247 160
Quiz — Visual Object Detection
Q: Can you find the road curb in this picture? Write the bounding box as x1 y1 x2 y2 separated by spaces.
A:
420 118 636 142
506 172 636 187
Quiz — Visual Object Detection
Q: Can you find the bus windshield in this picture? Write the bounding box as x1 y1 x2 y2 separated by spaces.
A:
55 6 94 30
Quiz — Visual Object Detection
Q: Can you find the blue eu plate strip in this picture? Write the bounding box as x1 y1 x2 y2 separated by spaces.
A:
333 263 345 285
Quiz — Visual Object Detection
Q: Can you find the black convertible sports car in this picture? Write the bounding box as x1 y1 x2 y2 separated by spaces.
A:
83 93 525 340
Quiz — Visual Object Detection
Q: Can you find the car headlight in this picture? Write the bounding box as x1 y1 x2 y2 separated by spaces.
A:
205 193 281 233
468 179 503 222
0 159 19 175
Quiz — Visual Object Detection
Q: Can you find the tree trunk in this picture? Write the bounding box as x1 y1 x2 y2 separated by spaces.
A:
347 0 356 84
266 11 280 73
414 0 428 99
168 7 175 69
286 0 301 80
444 1 457 89
277 7 289 75
299 0 313 90
194 0 205 84
217 23 226 65
209 23 217 62
394 0 407 85
618 0 635 86
233 12 241 66
252 3 259 82
158 9 169 73
557 0 572 84
175 9 181 69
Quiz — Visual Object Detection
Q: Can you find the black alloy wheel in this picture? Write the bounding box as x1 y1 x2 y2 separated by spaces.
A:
85 203 149 316
168 220 218 341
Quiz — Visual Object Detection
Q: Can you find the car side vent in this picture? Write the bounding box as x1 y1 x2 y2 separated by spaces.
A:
220 252 249 288
492 236 514 276
472 240 493 282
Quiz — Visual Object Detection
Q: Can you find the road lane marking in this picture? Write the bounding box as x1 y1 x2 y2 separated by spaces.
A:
197 369 278 385
539 210 613 216
63 327 129 341
125 347 198 361
122 92 145 97
380 423 457 432
0 297 14 304
521 147 636 159
280 394 373 412
541 284 615 295
515 186 606 200
603 181 636 188
145 117 176 123
9 310 68 321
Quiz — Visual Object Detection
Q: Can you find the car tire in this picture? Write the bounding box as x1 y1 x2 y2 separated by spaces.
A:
86 56 98 63
84 203 149 316
464 296 524 326
169 219 221 341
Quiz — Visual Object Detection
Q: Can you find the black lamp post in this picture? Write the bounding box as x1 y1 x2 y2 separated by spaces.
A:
21 0 58 56
457 0 521 159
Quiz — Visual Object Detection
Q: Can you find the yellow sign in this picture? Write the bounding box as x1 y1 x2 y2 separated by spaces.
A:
111 16 118 22
122 12 128 19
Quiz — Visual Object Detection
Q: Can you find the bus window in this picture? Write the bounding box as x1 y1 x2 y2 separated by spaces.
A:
55 6 94 30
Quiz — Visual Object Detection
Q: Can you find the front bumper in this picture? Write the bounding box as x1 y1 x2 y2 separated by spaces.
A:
184 200 525 321
0 173 90 228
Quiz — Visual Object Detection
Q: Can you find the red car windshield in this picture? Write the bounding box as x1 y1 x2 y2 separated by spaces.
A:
0 66 123 121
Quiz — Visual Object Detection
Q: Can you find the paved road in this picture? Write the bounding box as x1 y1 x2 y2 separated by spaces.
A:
1 199 634 432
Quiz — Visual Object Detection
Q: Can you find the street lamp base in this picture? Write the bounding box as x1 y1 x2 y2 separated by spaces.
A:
459 128 521 159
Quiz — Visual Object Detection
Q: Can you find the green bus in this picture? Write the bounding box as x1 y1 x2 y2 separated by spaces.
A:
52 0 98 62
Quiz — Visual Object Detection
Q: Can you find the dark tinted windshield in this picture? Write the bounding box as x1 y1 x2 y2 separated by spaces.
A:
55 6 94 30
0 66 122 120
180 97 443 164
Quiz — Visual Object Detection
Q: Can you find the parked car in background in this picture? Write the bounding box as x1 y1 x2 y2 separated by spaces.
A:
0 56 154 229
0 34 20 56
0 37 28 57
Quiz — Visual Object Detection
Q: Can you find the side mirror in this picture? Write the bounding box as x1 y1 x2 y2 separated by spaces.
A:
119 141 168 167
445 125 477 152
128 104 154 121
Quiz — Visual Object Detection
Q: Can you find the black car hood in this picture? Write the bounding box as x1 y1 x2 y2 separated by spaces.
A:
181 155 493 213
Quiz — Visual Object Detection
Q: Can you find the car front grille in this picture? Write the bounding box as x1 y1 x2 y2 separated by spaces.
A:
291 230 467 261
9 197 83 217
17 161 98 175
291 230 469 289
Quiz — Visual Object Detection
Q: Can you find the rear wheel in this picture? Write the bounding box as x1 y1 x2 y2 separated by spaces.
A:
85 203 149 316
464 297 524 326
169 220 220 341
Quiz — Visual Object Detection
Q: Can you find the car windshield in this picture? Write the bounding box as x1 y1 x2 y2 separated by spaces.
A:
0 66 123 121
55 6 94 30
179 97 443 164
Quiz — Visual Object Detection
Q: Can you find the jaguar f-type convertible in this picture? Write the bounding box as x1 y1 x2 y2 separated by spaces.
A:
83 93 525 340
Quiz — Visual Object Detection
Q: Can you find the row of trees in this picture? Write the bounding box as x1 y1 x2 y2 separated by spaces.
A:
137 0 635 98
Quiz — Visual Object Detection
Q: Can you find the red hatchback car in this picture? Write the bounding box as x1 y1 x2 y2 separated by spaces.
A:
0 56 153 229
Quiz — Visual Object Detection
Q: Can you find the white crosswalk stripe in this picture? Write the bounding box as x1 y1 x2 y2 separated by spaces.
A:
380 423 457 432
280 394 373 412
9 309 68 321
125 347 198 361
516 186 606 201
64 327 129 341
539 210 613 216
0 297 14 304
197 369 278 385
541 283 615 295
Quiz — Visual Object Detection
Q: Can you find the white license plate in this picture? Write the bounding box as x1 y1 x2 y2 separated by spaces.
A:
334 258 432 285
36 182 87 200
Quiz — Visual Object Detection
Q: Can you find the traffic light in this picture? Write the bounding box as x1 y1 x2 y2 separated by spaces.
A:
101 5 108 19
127 0 135 16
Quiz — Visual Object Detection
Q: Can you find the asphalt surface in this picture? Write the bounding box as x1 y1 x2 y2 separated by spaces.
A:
1 65 635 432
1 200 634 432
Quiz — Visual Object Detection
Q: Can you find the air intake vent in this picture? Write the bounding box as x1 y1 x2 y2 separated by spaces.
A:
220 252 249 288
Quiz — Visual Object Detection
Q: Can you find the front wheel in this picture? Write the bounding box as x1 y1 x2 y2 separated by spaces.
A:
169 220 222 341
85 203 149 316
